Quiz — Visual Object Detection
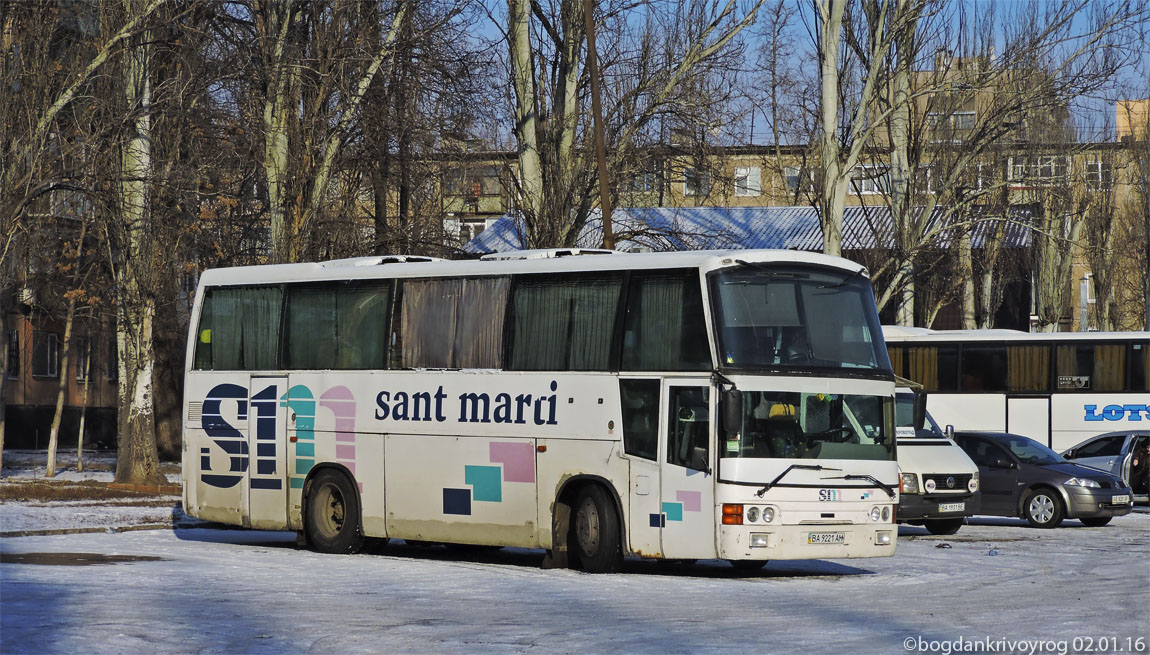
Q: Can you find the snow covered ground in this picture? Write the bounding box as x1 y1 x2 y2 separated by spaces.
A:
2 512 1148 654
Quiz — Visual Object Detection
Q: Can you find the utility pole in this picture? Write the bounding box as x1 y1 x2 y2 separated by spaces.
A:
583 0 613 250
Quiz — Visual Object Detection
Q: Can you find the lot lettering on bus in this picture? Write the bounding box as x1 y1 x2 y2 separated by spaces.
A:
1083 404 1148 422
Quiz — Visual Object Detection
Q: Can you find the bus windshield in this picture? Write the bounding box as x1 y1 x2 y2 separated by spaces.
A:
722 390 895 461
710 264 889 372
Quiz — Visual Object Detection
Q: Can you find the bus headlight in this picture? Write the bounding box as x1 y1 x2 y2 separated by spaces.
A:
881 506 891 521
762 506 775 523
746 506 760 523
870 506 882 522
900 473 919 494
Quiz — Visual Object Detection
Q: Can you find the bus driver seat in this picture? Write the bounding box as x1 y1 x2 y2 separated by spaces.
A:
753 402 800 458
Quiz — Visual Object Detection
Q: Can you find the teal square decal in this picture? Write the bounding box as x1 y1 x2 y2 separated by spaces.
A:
662 502 683 522
465 465 502 502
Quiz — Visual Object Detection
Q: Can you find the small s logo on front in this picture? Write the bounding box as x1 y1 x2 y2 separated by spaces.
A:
818 489 840 502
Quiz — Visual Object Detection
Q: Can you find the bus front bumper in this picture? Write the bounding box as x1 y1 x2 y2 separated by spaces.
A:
720 524 897 560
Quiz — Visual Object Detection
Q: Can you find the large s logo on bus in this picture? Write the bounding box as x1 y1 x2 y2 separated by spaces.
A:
199 383 357 490
1084 404 1148 422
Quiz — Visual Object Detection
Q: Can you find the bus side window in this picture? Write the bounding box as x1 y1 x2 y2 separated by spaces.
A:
620 379 659 460
667 387 709 470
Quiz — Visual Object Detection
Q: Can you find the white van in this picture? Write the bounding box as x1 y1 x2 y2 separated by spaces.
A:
896 388 981 535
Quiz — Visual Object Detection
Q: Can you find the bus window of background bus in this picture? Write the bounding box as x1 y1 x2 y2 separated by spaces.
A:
1057 344 1125 392
399 277 508 369
709 265 889 372
506 273 623 371
960 345 1007 391
621 270 709 371
1132 342 1149 391
1007 345 1050 392
194 286 282 370
285 281 390 370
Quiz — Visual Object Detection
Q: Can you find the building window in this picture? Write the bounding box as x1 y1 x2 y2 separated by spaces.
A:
850 165 890 195
106 337 118 382
1010 156 1068 184
625 171 657 193
32 331 59 378
1085 160 1113 191
75 336 91 382
6 330 17 380
953 111 976 131
683 168 711 197
734 167 761 197
784 166 814 194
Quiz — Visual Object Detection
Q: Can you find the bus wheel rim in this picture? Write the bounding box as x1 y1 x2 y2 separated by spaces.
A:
318 484 345 537
576 498 600 555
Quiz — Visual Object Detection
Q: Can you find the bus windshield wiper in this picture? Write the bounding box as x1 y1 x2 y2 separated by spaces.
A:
817 266 866 289
755 464 841 498
821 474 896 498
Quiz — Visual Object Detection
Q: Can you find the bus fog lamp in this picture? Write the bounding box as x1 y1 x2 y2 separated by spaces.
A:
875 531 892 546
746 507 760 523
870 506 882 522
750 533 769 548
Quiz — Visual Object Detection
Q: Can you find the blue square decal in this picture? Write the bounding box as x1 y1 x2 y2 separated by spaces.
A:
649 513 666 528
443 488 472 515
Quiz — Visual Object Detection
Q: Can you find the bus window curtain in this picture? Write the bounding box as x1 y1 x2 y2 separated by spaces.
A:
907 347 938 390
452 278 509 369
401 279 461 369
1094 345 1125 391
623 276 680 370
1008 345 1049 391
204 287 281 370
509 275 621 370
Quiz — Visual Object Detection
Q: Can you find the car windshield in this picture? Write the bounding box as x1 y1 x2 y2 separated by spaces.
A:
709 264 890 373
1000 434 1064 465
720 390 895 461
894 393 944 438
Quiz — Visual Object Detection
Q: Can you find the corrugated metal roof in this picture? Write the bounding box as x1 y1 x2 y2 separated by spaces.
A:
464 205 1034 254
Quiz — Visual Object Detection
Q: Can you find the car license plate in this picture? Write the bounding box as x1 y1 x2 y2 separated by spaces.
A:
807 532 846 545
1112 495 1130 504
938 502 965 513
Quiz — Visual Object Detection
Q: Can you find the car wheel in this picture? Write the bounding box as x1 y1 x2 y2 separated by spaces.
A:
570 485 622 573
1080 516 1112 527
1023 489 1064 529
305 469 364 553
924 518 964 535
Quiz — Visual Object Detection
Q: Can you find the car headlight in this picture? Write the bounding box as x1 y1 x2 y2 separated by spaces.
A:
1064 477 1101 488
900 473 919 494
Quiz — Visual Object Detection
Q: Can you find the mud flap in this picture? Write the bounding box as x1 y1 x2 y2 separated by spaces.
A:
541 501 571 569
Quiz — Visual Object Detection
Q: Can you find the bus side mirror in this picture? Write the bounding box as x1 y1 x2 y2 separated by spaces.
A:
945 425 955 441
689 446 711 474
722 389 742 436
912 390 927 432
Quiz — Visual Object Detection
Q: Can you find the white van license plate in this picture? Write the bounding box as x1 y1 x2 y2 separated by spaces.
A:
808 532 846 545
938 502 965 513
1112 495 1129 504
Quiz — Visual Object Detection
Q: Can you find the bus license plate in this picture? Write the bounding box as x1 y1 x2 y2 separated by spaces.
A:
808 532 846 545
938 502 964 513
1112 495 1129 504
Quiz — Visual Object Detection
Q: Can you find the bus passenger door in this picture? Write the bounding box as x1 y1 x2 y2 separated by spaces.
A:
1006 395 1050 447
620 379 662 558
247 377 288 529
659 381 716 560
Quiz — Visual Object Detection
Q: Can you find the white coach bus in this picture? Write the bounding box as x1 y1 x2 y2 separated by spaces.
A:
182 249 899 572
883 326 1150 452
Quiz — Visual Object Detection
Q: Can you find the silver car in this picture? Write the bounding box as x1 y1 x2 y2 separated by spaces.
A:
1061 430 1149 503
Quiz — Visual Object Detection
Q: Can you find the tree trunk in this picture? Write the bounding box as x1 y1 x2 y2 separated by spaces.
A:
261 1 300 264
77 339 90 473
816 0 845 257
508 0 545 245
959 232 976 329
113 10 164 486
46 299 76 478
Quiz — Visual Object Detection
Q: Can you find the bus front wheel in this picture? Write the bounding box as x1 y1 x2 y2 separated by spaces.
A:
305 469 365 554
570 485 622 574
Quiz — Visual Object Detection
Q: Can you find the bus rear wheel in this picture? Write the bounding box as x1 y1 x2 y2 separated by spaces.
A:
570 485 622 574
305 469 364 554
